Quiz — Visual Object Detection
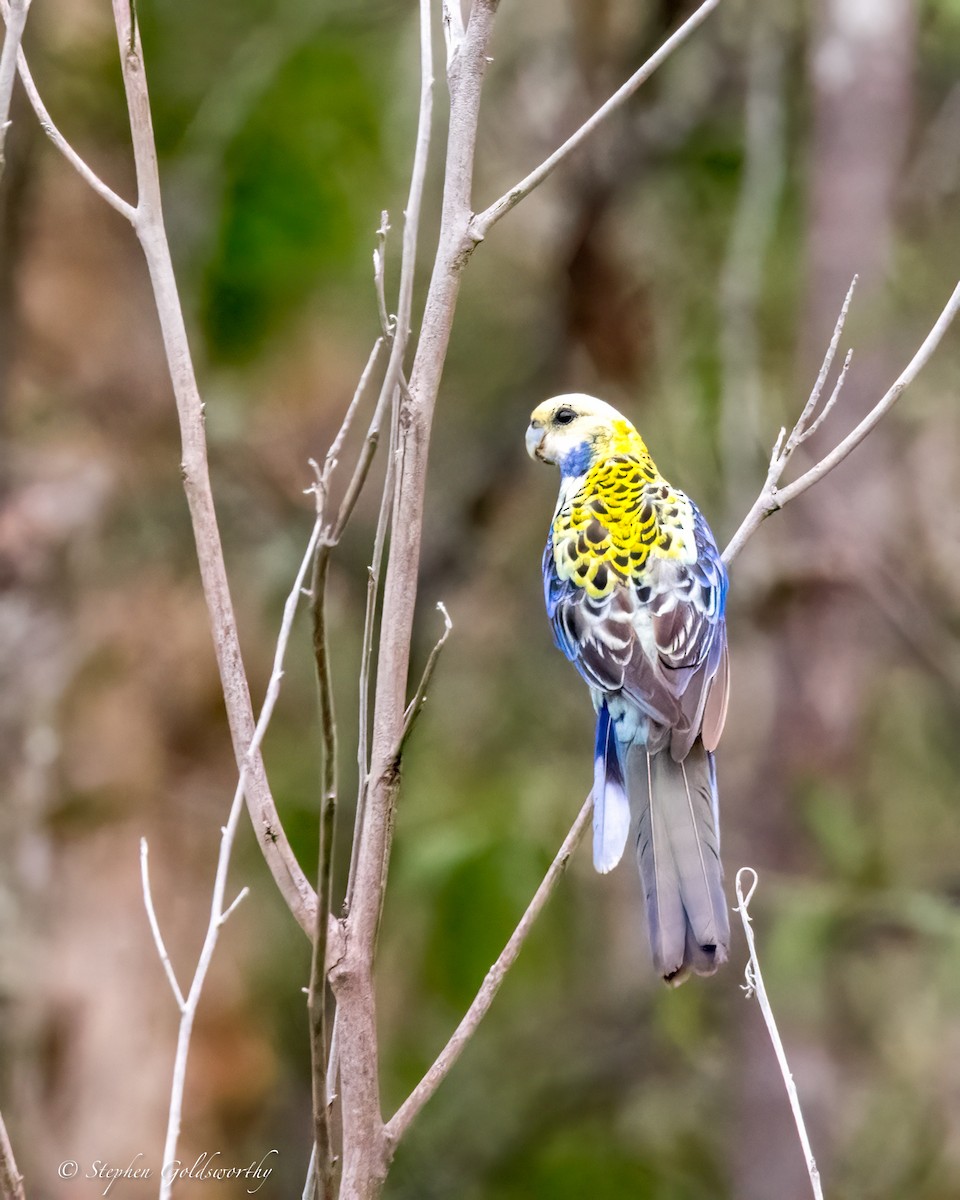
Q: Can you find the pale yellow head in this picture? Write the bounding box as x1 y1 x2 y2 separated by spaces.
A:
525 393 644 476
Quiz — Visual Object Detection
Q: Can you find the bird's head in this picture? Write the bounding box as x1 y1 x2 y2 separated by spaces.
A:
525 393 643 477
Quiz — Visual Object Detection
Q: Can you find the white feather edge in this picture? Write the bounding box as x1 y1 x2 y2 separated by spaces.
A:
592 766 631 874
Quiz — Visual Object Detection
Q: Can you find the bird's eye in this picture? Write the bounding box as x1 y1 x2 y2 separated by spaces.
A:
554 407 577 425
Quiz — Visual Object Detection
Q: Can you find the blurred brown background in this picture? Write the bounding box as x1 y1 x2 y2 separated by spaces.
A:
2 0 960 1197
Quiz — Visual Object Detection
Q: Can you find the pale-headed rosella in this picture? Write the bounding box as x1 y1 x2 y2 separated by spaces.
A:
526 393 730 984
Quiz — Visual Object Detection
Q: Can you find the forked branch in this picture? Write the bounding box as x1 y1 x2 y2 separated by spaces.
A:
0 0 134 216
143 510 332 1200
723 278 960 565
8 0 320 932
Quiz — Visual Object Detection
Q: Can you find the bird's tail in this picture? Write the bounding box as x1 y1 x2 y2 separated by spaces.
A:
629 741 729 985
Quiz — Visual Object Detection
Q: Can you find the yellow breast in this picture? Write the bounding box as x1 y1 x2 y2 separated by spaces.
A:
552 451 695 599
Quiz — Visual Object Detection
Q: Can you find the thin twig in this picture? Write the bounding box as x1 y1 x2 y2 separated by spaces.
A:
0 0 29 174
158 771 248 1200
385 793 593 1145
0 1112 25 1200
373 211 393 339
302 196 410 1200
0 0 135 218
331 390 394 546
348 425 398 908
734 869 824 1200
396 602 452 756
301 1149 317 1200
332 0 435 551
316 337 385 509
302 322 390 1200
723 280 960 565
784 276 858 458
469 0 723 240
139 839 186 1011
219 885 250 925
368 600 454 944
778 281 960 504
153 513 326 1200
802 346 853 446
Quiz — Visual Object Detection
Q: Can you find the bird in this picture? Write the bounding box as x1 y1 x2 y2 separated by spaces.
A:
526 393 731 985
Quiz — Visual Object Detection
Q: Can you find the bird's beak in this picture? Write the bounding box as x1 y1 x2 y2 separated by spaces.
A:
525 422 545 461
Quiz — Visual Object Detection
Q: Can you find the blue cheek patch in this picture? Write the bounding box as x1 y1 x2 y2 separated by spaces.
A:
559 439 592 478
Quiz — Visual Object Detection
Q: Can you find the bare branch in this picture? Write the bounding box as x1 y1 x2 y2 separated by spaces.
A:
396 601 452 756
778 280 960 505
373 211 393 339
139 838 186 1012
154 507 330 1200
301 5 440 1193
335 0 436 551
346 415 398 909
0 1111 25 1200
316 337 385 509
386 793 593 1145
158 771 248 1200
734 869 824 1200
0 0 29 174
352 0 500 965
330 391 393 546
105 0 316 931
784 275 857 458
219 885 250 927
723 280 960 565
309 540 339 1200
332 6 510 1191
0 0 135 219
470 0 723 240
802 346 853 446
304 337 391 1199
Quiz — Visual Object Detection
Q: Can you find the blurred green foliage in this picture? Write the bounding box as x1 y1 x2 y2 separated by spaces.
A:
201 36 386 359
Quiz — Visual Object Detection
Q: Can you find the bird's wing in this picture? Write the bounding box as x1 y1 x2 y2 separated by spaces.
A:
647 505 729 757
544 500 729 751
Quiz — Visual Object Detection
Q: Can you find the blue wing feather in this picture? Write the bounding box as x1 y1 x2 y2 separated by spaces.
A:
542 536 581 662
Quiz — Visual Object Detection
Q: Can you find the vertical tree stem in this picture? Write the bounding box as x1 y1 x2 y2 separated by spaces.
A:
309 543 339 1200
332 5 500 1197
0 0 29 175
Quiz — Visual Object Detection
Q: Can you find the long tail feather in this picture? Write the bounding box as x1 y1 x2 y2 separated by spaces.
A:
593 702 631 873
629 741 729 984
